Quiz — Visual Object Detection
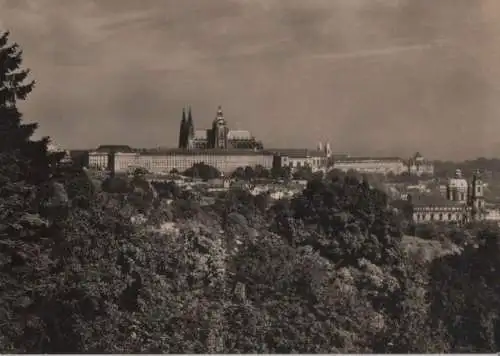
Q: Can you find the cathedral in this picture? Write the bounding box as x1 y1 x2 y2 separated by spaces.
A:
178 106 263 150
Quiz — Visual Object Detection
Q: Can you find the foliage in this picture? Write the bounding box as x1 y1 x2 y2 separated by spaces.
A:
183 163 221 181
231 165 270 180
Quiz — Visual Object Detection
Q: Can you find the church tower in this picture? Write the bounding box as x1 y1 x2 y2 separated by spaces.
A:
211 105 228 149
324 142 332 158
470 170 485 220
178 108 187 149
186 106 195 149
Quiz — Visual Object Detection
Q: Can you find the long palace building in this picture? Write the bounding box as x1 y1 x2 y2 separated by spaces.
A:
84 106 332 175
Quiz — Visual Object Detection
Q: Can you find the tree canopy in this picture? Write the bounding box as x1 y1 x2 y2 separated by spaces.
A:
183 162 221 180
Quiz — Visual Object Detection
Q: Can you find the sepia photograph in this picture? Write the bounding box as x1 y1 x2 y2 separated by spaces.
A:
1 0 500 353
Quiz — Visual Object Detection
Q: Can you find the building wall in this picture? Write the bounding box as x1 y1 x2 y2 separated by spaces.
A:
413 206 465 223
88 152 109 170
333 159 407 175
287 156 327 172
408 163 435 176
112 151 274 174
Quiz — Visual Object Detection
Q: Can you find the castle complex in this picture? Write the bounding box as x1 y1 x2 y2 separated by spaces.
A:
178 106 262 150
82 105 440 181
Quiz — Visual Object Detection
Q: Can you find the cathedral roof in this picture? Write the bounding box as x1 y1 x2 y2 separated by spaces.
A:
228 130 252 140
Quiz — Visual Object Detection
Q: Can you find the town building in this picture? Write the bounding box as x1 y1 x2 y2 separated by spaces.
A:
178 106 263 150
331 152 435 176
87 145 134 170
333 156 407 175
412 169 485 224
269 146 330 173
407 152 434 176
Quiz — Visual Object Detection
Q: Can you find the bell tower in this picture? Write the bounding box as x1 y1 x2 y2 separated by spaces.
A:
212 105 228 149
470 170 485 220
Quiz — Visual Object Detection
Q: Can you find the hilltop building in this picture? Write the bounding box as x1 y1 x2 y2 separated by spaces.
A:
332 156 407 175
412 169 485 224
331 152 434 176
269 143 331 173
407 152 434 176
178 106 263 150
85 105 332 175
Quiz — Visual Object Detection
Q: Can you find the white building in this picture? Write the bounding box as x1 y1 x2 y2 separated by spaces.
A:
333 157 407 175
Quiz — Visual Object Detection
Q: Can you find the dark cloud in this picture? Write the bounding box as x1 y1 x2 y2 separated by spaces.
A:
1 0 499 159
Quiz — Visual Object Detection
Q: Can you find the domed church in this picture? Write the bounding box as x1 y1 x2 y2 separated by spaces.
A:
412 169 485 224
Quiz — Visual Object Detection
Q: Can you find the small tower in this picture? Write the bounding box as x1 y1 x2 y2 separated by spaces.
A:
317 142 323 152
178 108 187 149
470 170 485 220
324 142 332 158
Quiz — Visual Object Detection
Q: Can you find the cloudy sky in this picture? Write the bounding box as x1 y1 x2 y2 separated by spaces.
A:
1 0 500 159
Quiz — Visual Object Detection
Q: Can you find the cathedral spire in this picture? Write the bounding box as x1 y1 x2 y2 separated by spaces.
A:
178 107 187 148
186 106 195 149
187 105 193 126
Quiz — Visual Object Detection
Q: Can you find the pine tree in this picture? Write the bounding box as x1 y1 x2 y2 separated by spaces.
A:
0 31 57 353
0 31 51 184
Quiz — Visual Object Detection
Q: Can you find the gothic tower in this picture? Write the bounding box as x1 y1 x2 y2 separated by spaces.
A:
178 108 187 149
211 105 228 149
186 106 195 149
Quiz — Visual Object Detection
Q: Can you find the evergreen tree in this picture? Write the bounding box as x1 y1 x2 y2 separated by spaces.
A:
0 31 56 352
0 31 52 184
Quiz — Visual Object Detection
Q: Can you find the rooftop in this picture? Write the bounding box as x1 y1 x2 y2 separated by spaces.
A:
96 145 134 153
267 148 326 158
411 194 464 207
335 156 404 163
131 148 275 156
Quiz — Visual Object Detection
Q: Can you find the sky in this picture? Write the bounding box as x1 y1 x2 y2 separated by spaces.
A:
1 0 500 160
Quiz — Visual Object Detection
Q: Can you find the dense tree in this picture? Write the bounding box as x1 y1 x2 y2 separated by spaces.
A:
427 227 500 352
292 166 313 181
183 163 221 181
0 30 63 352
271 165 291 180
231 165 270 181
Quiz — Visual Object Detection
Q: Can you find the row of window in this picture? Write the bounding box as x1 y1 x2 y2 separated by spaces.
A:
415 213 460 221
